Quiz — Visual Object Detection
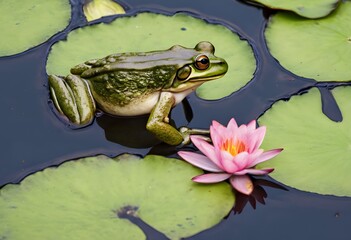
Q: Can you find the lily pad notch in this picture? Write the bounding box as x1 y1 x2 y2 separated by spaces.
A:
0 154 235 239
258 87 351 197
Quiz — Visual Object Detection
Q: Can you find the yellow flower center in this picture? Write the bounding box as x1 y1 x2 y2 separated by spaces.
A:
221 139 246 156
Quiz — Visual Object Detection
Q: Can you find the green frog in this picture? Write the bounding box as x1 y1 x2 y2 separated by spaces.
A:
48 41 228 145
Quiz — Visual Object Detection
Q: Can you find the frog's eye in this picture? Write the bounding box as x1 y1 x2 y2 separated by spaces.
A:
195 55 210 70
177 65 192 80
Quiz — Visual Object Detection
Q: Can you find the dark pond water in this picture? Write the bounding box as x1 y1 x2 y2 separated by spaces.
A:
0 0 350 239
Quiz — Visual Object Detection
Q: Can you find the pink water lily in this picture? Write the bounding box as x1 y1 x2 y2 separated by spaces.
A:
178 118 283 195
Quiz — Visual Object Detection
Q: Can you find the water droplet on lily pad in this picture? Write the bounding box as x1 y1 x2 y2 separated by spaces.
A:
0 154 234 239
246 0 340 18
265 1 351 81
258 87 351 197
46 12 256 100
0 0 71 57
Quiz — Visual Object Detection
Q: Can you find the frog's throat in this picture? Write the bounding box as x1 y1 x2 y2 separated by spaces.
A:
171 88 196 106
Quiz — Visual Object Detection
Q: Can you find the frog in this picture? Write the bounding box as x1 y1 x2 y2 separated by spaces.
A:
48 41 228 145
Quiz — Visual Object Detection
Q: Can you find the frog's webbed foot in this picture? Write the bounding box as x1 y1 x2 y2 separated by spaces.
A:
48 74 96 126
179 127 211 145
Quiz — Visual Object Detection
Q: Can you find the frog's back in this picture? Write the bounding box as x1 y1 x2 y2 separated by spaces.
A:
71 46 198 75
86 64 177 106
70 46 198 116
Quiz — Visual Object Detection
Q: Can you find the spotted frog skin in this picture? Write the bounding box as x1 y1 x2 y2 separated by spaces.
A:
48 41 228 145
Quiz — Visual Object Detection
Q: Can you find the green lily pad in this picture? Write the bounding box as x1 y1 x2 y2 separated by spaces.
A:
0 0 71 57
247 0 340 18
258 87 351 197
46 12 256 100
265 1 351 82
0 154 234 239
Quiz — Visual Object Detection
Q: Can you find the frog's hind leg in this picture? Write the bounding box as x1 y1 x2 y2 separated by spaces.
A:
48 74 96 126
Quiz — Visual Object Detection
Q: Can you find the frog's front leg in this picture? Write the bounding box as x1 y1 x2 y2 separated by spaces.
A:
146 92 185 145
48 74 96 126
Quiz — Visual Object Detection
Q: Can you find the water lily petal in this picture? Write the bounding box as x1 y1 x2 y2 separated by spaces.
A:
210 125 223 149
220 151 249 173
212 121 233 148
178 151 223 172
254 126 266 145
246 149 264 167
230 175 254 195
237 124 248 136
227 118 239 132
232 151 251 170
211 120 227 134
235 124 250 148
192 173 232 183
218 150 238 173
247 126 266 152
190 135 223 168
212 120 236 146
235 168 274 175
246 119 257 131
248 148 283 167
244 135 256 153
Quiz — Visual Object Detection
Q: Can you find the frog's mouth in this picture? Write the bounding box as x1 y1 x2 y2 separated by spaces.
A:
190 72 227 82
167 73 226 93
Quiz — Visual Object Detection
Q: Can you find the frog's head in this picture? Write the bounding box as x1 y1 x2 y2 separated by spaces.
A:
169 41 228 92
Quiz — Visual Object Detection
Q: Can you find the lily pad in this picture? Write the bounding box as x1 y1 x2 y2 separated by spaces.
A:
0 154 234 239
246 0 340 18
46 12 256 100
265 1 351 82
0 0 71 57
258 87 351 197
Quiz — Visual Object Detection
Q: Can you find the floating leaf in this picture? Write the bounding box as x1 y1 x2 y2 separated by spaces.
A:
247 0 340 18
258 87 351 197
0 154 234 239
0 0 71 57
83 0 125 22
265 1 351 81
46 12 256 100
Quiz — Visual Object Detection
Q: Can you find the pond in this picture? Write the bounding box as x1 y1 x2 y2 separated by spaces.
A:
0 0 350 239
